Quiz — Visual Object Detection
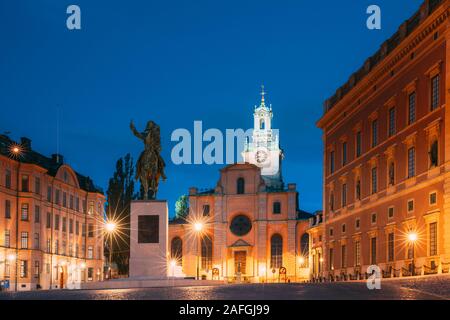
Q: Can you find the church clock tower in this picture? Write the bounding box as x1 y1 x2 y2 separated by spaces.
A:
242 86 283 189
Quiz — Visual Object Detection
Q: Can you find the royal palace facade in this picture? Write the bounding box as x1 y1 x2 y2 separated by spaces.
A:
0 135 105 291
316 0 450 280
168 92 313 283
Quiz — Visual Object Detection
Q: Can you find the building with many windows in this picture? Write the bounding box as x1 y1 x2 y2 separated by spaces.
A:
168 91 313 282
316 0 450 280
0 135 105 290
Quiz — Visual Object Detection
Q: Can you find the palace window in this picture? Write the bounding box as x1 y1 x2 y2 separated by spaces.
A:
88 224 94 237
430 140 438 168
34 233 40 250
21 203 29 221
46 212 52 229
237 178 245 195
342 142 347 166
407 200 414 213
355 241 361 267
34 261 40 278
356 131 362 158
34 177 41 194
270 234 283 269
5 169 11 189
62 192 67 208
342 224 346 234
21 175 29 192
21 232 28 249
171 237 183 266
408 147 416 178
34 206 40 223
54 189 60 205
388 233 394 262
69 219 74 233
371 167 378 194
329 192 334 211
431 74 440 110
371 213 377 225
388 107 396 137
430 192 437 206
388 207 394 219
430 222 438 256
371 120 378 148
273 202 281 214
370 237 377 265
342 184 347 207
5 200 11 219
388 161 395 186
54 214 60 230
202 205 210 216
330 151 335 174
76 221 80 235
356 179 361 201
201 236 212 270
88 246 93 259
70 195 74 210
355 218 360 230
54 240 59 255
47 186 52 202
62 217 67 233
20 260 28 278
46 239 51 253
408 92 416 125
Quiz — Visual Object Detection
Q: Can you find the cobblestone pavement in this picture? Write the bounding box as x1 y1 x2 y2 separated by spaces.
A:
1 275 449 300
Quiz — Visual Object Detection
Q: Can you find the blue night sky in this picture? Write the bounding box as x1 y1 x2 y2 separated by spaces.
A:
0 0 423 216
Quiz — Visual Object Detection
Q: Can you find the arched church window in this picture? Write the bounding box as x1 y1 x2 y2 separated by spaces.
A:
237 178 245 194
430 140 438 168
171 237 183 266
273 202 281 214
270 234 283 269
201 236 212 270
260 119 265 130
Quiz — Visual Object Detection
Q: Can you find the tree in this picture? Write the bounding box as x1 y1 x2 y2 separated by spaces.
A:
106 153 136 275
175 195 189 219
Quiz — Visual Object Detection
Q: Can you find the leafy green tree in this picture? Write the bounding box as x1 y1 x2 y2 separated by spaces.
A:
106 154 136 275
175 195 189 219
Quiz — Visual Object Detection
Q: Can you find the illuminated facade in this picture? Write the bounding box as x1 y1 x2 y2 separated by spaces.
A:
317 0 450 280
0 135 105 291
169 93 313 282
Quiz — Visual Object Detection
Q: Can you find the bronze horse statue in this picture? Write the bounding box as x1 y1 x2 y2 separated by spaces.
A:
130 120 167 200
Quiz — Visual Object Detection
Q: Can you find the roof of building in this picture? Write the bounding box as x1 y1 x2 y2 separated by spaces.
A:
297 209 315 221
0 134 103 194
323 0 445 114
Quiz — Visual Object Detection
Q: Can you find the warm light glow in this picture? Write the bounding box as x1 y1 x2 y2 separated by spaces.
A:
258 263 267 276
60 260 67 266
12 147 19 153
408 232 418 242
7 254 15 262
105 221 117 233
298 256 305 265
194 222 204 232
170 259 177 268
80 262 87 269
319 258 324 263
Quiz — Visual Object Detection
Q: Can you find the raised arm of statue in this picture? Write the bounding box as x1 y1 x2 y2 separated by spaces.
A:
130 120 144 141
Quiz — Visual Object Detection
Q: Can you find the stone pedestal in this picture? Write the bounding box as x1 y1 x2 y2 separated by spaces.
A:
129 200 168 279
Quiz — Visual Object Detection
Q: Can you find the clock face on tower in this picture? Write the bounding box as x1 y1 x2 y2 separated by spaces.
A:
230 215 252 236
255 149 268 164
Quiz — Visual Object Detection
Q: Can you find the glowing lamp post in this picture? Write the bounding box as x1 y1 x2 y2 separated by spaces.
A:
105 221 117 280
408 232 418 276
193 222 204 280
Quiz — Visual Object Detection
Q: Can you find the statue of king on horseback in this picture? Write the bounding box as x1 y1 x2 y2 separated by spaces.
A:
130 120 167 200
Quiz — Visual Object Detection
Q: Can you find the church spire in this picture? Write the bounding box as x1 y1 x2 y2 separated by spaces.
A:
260 85 266 107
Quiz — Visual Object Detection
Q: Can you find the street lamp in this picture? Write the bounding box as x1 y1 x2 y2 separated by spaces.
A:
105 221 117 280
408 231 418 276
193 222 204 280
170 259 177 278
9 144 23 292
298 256 305 267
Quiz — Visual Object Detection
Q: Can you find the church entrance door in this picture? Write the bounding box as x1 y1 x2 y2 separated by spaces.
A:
234 251 247 275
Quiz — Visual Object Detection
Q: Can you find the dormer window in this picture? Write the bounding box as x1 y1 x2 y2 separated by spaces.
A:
260 119 265 130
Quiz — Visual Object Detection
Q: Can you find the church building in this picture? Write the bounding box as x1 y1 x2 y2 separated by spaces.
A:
169 90 313 282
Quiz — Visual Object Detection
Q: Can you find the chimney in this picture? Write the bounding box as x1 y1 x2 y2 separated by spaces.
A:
52 154 64 165
20 137 32 150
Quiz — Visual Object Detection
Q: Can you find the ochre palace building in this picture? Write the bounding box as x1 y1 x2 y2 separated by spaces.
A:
316 0 450 280
0 135 105 291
